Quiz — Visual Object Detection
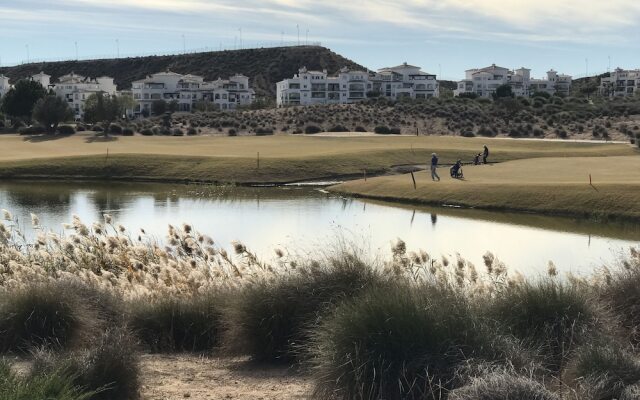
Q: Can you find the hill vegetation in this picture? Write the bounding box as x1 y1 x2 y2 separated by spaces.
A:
130 95 640 141
0 46 366 98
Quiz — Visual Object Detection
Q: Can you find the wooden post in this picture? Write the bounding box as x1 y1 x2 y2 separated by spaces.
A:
257 152 260 169
589 174 592 185
363 169 367 181
410 171 417 190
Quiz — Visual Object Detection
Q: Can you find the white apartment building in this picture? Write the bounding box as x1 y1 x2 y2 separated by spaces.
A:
131 71 255 116
276 62 438 107
0 75 10 100
454 64 571 98
600 68 640 97
30 71 51 89
50 73 117 120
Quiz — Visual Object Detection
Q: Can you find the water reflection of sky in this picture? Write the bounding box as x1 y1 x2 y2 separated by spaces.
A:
0 183 637 278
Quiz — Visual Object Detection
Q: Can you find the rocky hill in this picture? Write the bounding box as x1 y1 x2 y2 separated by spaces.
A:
0 46 366 98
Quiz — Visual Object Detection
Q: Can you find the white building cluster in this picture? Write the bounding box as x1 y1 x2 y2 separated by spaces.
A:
0 74 10 99
276 62 438 107
131 71 255 116
454 64 572 98
600 68 640 97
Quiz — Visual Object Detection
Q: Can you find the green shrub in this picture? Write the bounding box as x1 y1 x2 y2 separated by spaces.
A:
140 128 153 136
0 360 94 400
389 127 401 134
108 124 122 134
328 125 348 132
91 125 103 132
224 252 381 363
128 292 222 352
58 125 76 135
18 125 46 135
304 125 322 134
255 127 274 135
449 372 559 400
488 280 602 369
354 126 366 132
171 128 184 136
374 125 390 134
311 283 506 400
121 128 134 136
187 127 197 135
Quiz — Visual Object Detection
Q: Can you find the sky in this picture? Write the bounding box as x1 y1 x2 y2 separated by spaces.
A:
1 0 639 81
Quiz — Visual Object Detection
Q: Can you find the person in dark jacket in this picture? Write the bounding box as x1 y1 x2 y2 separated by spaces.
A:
430 153 440 181
483 145 489 164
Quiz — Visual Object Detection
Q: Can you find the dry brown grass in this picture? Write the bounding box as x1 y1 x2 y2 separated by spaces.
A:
331 156 640 220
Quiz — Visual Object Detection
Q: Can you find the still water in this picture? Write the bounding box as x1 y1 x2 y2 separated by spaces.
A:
0 181 638 277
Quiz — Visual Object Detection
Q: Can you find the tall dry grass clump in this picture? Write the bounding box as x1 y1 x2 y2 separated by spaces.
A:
563 341 640 400
309 282 510 400
487 278 603 370
128 291 223 352
448 372 560 400
0 282 95 353
595 248 640 343
222 251 383 363
33 328 140 400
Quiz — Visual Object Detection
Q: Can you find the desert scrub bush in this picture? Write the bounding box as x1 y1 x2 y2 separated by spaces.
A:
121 127 134 136
374 125 390 134
354 126 366 132
328 125 349 132
108 124 122 135
310 283 508 400
223 252 382 363
128 291 223 352
139 128 153 136
0 360 94 400
33 328 140 400
304 125 322 134
187 127 197 135
564 342 640 400
58 125 76 135
0 282 95 353
449 372 559 400
487 279 602 370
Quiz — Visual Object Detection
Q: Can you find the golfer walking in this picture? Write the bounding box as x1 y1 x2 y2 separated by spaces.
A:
430 153 440 181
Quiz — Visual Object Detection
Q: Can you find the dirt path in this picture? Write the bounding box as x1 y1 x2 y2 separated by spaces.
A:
140 354 312 400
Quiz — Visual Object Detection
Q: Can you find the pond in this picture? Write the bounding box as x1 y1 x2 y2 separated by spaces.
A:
0 181 638 277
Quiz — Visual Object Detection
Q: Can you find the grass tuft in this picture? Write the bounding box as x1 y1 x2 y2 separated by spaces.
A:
223 252 381 363
128 292 223 353
448 372 560 400
310 283 506 400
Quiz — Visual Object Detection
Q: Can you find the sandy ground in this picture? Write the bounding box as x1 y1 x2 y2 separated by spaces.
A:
140 354 312 400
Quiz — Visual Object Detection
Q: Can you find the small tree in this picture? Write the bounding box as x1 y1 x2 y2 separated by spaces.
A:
151 99 167 116
168 100 179 113
492 84 514 100
32 96 74 134
0 80 47 123
83 93 125 135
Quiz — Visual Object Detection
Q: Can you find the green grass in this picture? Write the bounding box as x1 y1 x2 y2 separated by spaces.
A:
0 360 94 400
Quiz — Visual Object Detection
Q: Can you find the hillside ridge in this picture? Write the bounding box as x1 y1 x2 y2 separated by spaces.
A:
0 46 366 98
